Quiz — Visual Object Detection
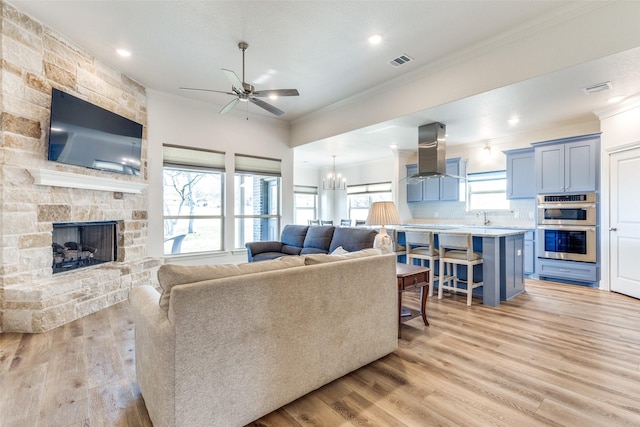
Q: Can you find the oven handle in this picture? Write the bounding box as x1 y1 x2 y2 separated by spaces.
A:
537 225 597 232
537 203 596 209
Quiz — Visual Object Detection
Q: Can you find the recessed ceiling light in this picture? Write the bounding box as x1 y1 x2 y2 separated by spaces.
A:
389 144 398 149
508 117 520 125
608 96 625 103
116 48 131 57
269 95 278 100
368 34 382 45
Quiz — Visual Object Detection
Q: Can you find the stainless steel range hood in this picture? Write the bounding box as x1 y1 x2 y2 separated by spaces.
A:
404 122 448 184
417 122 446 178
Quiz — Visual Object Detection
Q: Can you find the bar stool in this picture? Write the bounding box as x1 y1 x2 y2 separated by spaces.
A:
405 230 438 297
438 233 483 306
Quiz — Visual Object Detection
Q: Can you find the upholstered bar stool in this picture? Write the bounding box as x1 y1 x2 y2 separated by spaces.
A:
438 233 483 306
405 230 438 297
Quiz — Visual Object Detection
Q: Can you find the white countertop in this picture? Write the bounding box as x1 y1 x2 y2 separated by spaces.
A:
397 225 528 237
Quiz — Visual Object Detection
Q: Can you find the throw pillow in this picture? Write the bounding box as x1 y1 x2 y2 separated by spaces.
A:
304 248 382 265
157 256 305 311
330 246 349 255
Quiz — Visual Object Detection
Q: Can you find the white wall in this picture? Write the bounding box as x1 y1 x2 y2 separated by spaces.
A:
147 90 292 265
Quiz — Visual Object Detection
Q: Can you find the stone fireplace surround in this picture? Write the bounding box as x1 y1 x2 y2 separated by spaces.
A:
0 3 160 333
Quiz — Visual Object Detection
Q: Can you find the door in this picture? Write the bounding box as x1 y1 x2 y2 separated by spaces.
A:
610 146 640 298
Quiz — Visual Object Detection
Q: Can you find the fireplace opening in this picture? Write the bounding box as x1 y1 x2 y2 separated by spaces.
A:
52 221 118 273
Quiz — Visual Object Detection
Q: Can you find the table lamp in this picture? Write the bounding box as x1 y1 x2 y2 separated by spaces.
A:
366 201 401 253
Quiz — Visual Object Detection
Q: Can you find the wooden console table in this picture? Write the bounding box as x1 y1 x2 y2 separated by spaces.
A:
396 263 430 338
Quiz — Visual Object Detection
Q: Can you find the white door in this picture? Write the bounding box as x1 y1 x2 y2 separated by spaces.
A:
610 146 640 298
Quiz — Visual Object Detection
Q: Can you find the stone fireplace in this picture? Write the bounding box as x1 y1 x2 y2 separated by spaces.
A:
0 3 159 333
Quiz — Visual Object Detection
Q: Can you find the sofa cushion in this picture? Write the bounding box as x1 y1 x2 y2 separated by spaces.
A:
280 225 309 248
157 256 305 311
300 225 335 254
328 227 378 253
304 248 382 265
281 245 302 256
330 246 349 255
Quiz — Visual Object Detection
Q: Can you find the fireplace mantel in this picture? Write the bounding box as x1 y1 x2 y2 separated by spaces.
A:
29 168 147 194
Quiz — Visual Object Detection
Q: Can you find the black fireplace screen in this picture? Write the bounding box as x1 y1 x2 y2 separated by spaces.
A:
52 221 117 273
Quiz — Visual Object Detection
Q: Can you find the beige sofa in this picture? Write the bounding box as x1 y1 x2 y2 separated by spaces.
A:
129 250 398 427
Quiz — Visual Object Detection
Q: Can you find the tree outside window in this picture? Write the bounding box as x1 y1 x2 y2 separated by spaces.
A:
162 145 225 255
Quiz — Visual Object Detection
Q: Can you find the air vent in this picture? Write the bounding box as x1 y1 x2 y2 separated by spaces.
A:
582 81 612 95
388 54 414 67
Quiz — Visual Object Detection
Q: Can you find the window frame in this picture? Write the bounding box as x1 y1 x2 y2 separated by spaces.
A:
294 186 318 225
466 170 510 211
162 145 226 255
233 154 282 248
347 182 393 221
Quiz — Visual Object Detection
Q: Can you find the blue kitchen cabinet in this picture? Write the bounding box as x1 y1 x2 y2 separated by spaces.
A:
504 148 535 199
423 177 440 201
440 158 467 201
534 134 599 194
406 158 466 202
406 164 423 202
524 230 535 275
537 258 598 285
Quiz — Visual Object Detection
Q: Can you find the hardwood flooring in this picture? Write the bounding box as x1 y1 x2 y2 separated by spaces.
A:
1 279 640 426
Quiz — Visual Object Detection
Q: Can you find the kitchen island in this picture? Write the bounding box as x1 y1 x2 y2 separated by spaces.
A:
397 226 527 307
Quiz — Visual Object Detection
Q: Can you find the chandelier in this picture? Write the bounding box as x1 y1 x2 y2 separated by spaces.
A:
323 155 346 190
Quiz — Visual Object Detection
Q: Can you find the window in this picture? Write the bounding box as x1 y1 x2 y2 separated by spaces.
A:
162 145 225 255
347 182 392 221
234 154 281 248
294 186 317 225
467 171 509 211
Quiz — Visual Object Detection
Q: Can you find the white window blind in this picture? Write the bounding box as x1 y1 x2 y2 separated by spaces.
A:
163 145 225 170
294 185 318 194
234 154 281 176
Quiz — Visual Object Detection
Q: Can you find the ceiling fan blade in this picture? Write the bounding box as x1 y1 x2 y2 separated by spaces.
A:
222 69 245 93
250 97 285 116
180 87 236 96
253 89 300 97
220 98 240 114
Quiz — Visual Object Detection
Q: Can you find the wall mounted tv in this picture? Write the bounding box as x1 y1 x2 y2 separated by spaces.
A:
47 88 143 175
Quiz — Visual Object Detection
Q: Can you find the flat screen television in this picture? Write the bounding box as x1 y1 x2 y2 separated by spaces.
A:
47 88 143 175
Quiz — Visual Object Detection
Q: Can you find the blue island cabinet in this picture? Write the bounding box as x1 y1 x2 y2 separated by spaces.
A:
481 233 525 304
398 227 526 306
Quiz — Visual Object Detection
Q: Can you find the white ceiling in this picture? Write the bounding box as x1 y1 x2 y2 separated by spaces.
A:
9 1 640 167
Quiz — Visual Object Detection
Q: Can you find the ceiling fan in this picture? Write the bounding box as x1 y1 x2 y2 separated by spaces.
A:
180 42 299 117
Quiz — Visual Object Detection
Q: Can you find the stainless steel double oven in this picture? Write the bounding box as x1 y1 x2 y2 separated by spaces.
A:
537 193 597 263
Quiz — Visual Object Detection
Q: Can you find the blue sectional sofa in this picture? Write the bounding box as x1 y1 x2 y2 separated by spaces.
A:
245 225 378 262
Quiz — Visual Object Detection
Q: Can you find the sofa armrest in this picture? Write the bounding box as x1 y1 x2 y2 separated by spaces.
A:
245 241 284 262
129 286 176 427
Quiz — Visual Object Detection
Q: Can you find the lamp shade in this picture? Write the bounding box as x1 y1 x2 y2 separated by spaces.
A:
366 201 401 226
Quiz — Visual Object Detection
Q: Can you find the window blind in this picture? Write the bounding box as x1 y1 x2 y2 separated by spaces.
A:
163 145 225 170
234 154 281 176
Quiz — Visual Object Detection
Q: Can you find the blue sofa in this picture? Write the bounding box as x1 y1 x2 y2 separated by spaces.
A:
245 225 378 262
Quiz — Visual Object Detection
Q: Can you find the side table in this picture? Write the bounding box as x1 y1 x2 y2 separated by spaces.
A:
396 263 430 338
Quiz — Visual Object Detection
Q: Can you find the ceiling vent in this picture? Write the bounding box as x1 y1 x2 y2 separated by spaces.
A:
582 81 612 95
388 54 413 67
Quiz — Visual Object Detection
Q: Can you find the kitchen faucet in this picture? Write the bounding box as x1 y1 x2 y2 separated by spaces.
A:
477 210 490 226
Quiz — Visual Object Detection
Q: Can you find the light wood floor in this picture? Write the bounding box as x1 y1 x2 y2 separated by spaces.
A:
2 279 640 426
